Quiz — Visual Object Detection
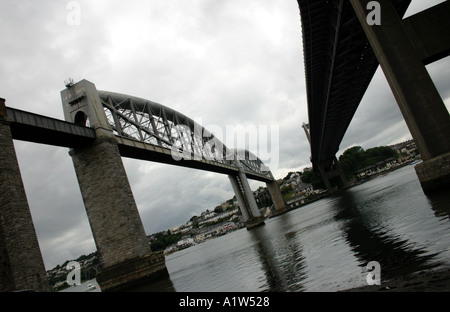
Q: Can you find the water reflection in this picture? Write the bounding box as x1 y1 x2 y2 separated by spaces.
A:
125 274 176 292
427 191 450 220
102 166 449 292
332 188 443 280
249 214 307 291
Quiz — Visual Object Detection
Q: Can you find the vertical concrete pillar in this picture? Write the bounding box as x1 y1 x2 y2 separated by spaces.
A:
317 158 348 192
350 0 450 193
0 98 50 292
228 175 250 222
237 170 262 219
68 140 152 266
317 163 332 191
265 180 288 216
61 81 168 291
228 170 265 230
334 157 348 188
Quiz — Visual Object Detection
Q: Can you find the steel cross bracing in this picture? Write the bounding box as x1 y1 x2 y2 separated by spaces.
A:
298 0 411 170
97 91 273 182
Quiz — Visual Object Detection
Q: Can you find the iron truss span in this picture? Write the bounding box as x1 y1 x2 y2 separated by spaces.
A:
298 0 411 169
97 91 274 182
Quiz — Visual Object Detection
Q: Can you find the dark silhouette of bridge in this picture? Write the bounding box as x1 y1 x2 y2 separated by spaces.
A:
298 0 450 192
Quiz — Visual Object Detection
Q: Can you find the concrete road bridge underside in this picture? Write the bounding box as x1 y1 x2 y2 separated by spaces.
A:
298 0 450 193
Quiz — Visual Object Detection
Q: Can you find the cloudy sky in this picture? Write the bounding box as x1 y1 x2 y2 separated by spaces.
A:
1 0 448 270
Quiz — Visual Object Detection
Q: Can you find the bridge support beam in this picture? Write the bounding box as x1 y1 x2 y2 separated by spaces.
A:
266 180 288 217
317 163 332 192
228 174 265 230
68 140 168 291
0 99 50 292
62 81 169 291
317 157 348 192
351 0 450 194
229 175 250 221
333 157 348 188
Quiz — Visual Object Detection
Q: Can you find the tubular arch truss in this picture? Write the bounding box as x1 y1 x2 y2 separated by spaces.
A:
97 91 272 180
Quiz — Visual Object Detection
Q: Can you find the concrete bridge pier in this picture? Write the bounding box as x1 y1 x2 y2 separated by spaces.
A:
265 179 288 217
317 163 332 191
303 122 348 192
351 0 450 194
317 157 348 192
0 99 50 292
228 174 265 230
61 81 169 291
332 156 349 188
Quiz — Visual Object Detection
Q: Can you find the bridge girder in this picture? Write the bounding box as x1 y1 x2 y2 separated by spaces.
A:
297 0 411 170
61 80 273 182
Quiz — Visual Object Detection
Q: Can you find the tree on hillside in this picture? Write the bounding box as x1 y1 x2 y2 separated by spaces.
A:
301 145 398 189
301 169 326 190
338 146 366 179
339 145 398 179
150 231 182 252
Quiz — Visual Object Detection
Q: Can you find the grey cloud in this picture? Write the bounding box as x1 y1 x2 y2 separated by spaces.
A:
14 141 94 268
1 0 448 270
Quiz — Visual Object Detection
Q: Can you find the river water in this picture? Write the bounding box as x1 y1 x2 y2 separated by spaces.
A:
66 165 450 292
163 165 450 292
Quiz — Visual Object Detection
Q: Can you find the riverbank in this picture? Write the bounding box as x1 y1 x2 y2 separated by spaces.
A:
279 159 419 217
341 267 450 292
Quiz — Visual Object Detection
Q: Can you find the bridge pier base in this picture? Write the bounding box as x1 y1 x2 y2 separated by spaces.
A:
69 139 169 292
244 216 266 230
0 99 50 292
333 157 349 188
62 81 170 291
351 0 450 194
266 180 288 217
95 252 168 292
229 174 265 230
317 163 332 191
317 157 348 192
415 152 450 194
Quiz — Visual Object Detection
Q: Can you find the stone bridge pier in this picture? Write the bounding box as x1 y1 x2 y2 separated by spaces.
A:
351 0 450 193
229 160 287 229
0 99 50 292
229 174 265 230
317 157 348 192
61 80 168 291
265 179 288 217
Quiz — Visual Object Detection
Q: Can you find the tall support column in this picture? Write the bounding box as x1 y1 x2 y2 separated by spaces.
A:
333 157 348 188
266 180 288 217
350 0 450 193
317 163 332 191
61 80 168 291
304 122 347 191
317 158 348 192
237 170 262 219
228 170 265 230
0 99 50 292
228 175 250 222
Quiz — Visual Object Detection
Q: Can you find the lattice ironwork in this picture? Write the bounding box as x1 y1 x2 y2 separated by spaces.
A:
97 91 272 180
